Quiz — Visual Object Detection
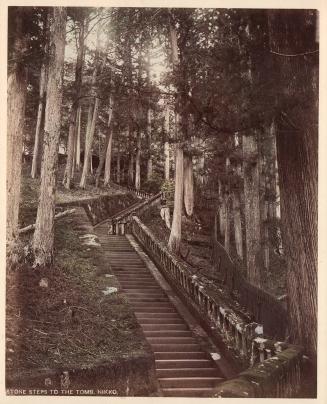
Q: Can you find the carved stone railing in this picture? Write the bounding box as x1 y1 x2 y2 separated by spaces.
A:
130 216 304 398
109 181 154 200
211 238 287 340
105 193 162 235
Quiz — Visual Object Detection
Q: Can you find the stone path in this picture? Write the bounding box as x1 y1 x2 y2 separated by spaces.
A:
94 223 226 397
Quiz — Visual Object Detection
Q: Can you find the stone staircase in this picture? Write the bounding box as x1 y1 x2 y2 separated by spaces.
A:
95 225 225 397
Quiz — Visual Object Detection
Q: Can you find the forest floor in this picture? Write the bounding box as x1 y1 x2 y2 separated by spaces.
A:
7 166 148 380
19 163 125 227
141 205 287 300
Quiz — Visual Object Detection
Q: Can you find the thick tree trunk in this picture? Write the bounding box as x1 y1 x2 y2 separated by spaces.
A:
7 9 28 250
95 96 114 187
128 153 134 185
243 133 261 286
33 7 66 266
79 23 103 188
80 97 99 188
167 15 185 254
63 18 86 188
104 127 113 186
135 130 141 190
183 154 194 216
31 11 48 179
218 180 226 238
233 191 243 259
224 195 231 254
31 62 47 178
164 104 170 180
268 10 318 360
168 146 184 253
146 109 153 181
75 105 81 171
116 144 121 184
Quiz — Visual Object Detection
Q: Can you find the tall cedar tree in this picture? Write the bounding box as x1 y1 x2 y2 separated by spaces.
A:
33 7 67 266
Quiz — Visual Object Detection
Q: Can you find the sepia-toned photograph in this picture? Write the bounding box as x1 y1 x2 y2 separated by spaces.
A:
5 4 319 399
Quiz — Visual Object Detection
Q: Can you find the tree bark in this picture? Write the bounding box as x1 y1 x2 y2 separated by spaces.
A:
128 152 134 185
183 153 194 216
218 179 226 238
79 23 103 188
268 10 318 360
135 130 141 190
7 8 28 250
168 146 184 253
31 11 48 179
224 196 231 254
80 97 99 188
116 143 121 184
167 14 185 254
164 103 170 181
33 7 66 266
243 133 261 286
63 17 86 188
95 95 114 187
75 105 81 170
104 127 113 186
146 109 153 181
233 191 243 259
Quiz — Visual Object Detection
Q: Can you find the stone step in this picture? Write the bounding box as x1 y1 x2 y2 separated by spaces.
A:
159 377 222 389
161 387 215 397
144 330 192 337
152 344 202 352
127 297 170 303
142 324 188 331
124 289 164 294
155 352 209 360
147 337 196 344
131 303 174 309
157 368 220 378
120 284 161 289
127 293 167 299
135 313 180 319
138 318 184 325
156 359 214 368
133 307 176 313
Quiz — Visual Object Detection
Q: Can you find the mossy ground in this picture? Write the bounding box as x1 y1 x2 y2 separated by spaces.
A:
7 164 149 376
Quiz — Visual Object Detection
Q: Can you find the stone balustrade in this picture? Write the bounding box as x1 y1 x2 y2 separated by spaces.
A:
129 215 304 398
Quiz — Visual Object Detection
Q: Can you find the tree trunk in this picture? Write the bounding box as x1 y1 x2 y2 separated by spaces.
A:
146 109 153 181
164 103 170 180
224 196 231 254
63 18 86 188
218 179 226 237
31 60 47 178
128 153 134 185
79 23 103 188
104 127 113 186
75 105 81 170
95 95 114 187
233 191 243 259
7 9 28 251
268 10 318 360
116 144 121 184
168 146 184 253
31 11 48 179
183 154 194 216
135 130 141 190
80 97 99 188
243 133 261 286
167 14 185 255
33 7 66 266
